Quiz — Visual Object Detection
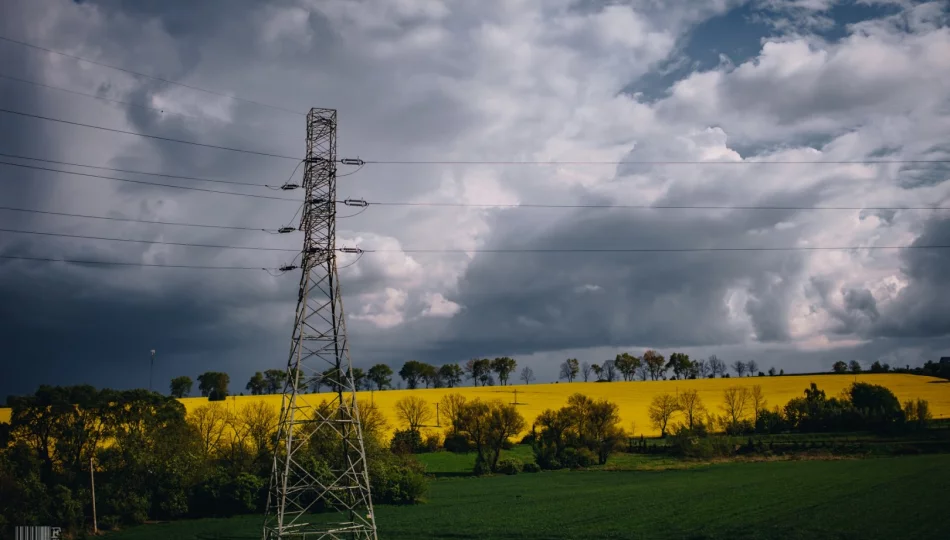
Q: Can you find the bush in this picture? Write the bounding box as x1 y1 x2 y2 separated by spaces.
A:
390 429 424 455
473 455 492 476
522 462 541 473
520 433 536 445
561 447 596 469
423 433 442 453
369 456 428 505
190 469 264 517
443 433 471 453
497 458 522 475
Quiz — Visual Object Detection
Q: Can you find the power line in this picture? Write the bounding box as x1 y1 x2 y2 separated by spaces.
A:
362 158 950 165
0 108 301 161
0 205 289 232
0 254 268 270
0 34 304 117
0 73 212 124
0 227 300 252
0 160 299 201
0 152 273 187
364 245 950 254
362 201 950 211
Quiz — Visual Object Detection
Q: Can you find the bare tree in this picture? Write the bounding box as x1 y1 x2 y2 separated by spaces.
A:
648 393 681 437
750 385 767 424
635 362 650 381
746 360 759 376
677 389 706 431
520 366 536 385
581 361 593 382
237 401 279 457
559 358 579 382
439 393 468 434
695 359 710 379
731 360 747 377
394 396 433 430
602 360 618 382
188 403 230 458
708 355 726 378
721 386 751 426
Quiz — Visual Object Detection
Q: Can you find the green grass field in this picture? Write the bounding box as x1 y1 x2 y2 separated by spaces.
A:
109 454 948 540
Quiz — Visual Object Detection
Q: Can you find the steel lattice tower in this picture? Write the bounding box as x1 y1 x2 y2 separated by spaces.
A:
263 108 377 539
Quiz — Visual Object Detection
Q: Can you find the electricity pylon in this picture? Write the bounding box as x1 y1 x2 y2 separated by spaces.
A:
263 108 377 539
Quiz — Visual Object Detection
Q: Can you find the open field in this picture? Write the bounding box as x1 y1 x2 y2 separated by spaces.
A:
107 454 950 540
1 373 947 437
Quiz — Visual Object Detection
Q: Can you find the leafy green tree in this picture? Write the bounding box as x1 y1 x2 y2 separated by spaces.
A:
849 360 863 373
455 399 525 473
350 368 368 390
464 358 491 387
197 372 230 401
419 363 438 388
847 382 902 425
613 353 640 381
438 363 463 388
321 367 344 393
590 363 603 381
666 353 692 380
245 372 266 396
832 360 848 373
643 350 667 381
169 376 193 398
870 361 890 373
368 364 394 390
263 369 287 394
399 361 427 390
491 357 518 386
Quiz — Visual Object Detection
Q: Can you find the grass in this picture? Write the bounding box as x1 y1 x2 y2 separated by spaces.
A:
108 453 950 540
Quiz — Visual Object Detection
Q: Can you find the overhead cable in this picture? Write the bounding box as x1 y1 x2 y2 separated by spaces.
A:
0 205 291 232
362 245 950 254
0 254 270 270
361 201 950 211
0 227 299 252
0 108 301 161
362 158 950 165
0 160 299 201
0 34 304 116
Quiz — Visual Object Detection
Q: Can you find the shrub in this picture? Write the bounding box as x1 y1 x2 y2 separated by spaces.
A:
520 432 536 445
497 458 522 475
522 462 541 473
190 469 264 517
390 429 423 455
561 447 596 469
473 455 492 476
443 433 471 453
369 456 428 505
423 433 442 453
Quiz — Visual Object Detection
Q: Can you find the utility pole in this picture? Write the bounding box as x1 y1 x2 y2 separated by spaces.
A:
90 456 98 535
263 108 376 540
149 349 156 392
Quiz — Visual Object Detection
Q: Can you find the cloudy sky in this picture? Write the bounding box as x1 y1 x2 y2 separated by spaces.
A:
1 0 948 397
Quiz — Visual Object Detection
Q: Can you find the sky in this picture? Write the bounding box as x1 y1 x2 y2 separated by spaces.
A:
0 0 948 398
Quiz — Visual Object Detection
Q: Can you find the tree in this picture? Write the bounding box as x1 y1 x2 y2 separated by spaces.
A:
602 360 618 382
236 401 279 459
750 385 767 423
520 366 535 385
721 385 751 426
666 353 692 380
263 369 287 394
768 366 777 376
580 362 593 382
635 362 650 381
590 363 603 381
169 376 193 398
648 393 680 437
399 360 427 389
731 360 747 377
368 364 393 390
614 353 641 381
849 360 862 373
832 361 848 373
394 396 433 430
560 358 579 382
455 399 525 473
439 393 468 434
197 371 230 401
677 389 706 431
245 372 266 396
464 358 491 387
695 359 710 379
438 363 464 388
189 403 231 458
419 363 438 388
708 355 726 378
643 350 667 381
491 357 518 386
321 367 344 393
746 360 758 377
351 367 368 390
870 361 890 373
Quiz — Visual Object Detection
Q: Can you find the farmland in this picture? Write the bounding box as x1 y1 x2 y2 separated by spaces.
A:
2 373 943 436
107 454 950 540
180 373 948 438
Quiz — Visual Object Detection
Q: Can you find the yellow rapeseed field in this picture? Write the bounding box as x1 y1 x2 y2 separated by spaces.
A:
1 374 946 438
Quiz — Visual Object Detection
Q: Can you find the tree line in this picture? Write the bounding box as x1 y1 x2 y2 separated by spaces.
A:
0 385 426 537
